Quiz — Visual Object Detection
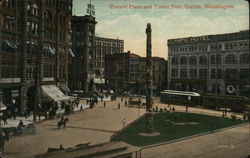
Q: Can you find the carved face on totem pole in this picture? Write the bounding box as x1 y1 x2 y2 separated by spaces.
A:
146 23 151 33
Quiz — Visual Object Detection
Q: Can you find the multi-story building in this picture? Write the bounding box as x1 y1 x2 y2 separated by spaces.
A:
94 37 124 80
0 0 73 114
69 15 96 91
105 52 129 94
105 51 167 95
167 30 250 97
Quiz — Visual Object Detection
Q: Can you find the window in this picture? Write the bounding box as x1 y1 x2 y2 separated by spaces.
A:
240 53 250 64
180 69 187 78
199 69 207 79
171 69 178 78
189 56 196 65
240 69 250 80
210 55 221 64
225 54 236 64
189 69 197 79
199 56 207 65
225 69 237 80
211 69 222 79
1 63 15 78
171 57 178 65
180 56 187 65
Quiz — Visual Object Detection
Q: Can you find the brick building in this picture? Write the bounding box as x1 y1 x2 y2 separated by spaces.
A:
0 0 73 114
94 36 124 87
105 51 167 95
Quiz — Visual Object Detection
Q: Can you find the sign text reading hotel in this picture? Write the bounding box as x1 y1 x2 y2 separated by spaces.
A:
168 36 210 44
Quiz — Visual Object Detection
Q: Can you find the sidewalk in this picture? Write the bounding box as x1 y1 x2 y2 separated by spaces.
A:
1 103 90 128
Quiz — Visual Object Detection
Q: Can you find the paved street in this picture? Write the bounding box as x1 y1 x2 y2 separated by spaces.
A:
4 98 145 158
3 97 250 158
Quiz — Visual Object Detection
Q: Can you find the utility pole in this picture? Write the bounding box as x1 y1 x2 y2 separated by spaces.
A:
145 23 154 133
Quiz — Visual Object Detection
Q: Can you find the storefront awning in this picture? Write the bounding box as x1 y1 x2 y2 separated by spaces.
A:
41 85 69 101
0 102 7 111
69 48 75 57
43 45 55 55
59 84 71 95
5 40 17 49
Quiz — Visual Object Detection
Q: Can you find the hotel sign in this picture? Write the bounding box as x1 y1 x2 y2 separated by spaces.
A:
168 36 210 44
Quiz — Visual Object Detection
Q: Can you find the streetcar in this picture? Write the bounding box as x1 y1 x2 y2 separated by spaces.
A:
160 90 201 106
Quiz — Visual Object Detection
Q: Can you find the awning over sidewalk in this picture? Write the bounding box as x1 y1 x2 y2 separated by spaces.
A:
4 40 17 49
41 85 69 101
0 102 7 111
59 84 71 95
69 48 75 57
43 45 55 55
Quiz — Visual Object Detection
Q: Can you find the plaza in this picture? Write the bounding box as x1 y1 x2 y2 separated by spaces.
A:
3 97 250 158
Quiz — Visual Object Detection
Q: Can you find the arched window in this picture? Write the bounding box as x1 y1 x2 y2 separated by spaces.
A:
225 54 236 64
189 56 196 65
199 55 207 65
180 56 187 65
171 57 178 65
240 53 250 64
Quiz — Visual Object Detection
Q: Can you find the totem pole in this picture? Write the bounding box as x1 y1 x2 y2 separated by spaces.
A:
145 23 154 133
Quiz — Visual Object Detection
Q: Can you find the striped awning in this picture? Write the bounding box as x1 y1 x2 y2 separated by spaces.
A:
69 48 75 57
41 85 69 101
43 45 55 55
5 40 17 49
0 102 7 111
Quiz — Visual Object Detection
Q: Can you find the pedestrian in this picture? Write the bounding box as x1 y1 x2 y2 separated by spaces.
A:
104 102 106 108
3 115 7 125
17 120 25 129
61 114 64 121
38 112 41 121
125 100 127 106
101 95 104 102
172 107 175 112
118 103 120 109
80 105 83 112
14 107 18 120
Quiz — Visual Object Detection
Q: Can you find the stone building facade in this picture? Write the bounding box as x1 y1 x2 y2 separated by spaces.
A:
167 30 250 97
0 0 73 114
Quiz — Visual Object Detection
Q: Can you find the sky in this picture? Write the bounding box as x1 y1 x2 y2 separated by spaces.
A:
73 0 249 59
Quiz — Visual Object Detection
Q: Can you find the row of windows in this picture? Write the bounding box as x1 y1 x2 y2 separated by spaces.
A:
1 63 20 78
171 53 249 65
171 68 250 80
170 41 249 53
44 65 53 77
45 0 72 13
2 16 17 31
2 0 16 9
95 42 123 48
27 4 39 17
27 21 38 35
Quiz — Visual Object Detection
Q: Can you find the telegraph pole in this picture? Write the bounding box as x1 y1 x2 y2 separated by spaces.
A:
145 23 154 133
